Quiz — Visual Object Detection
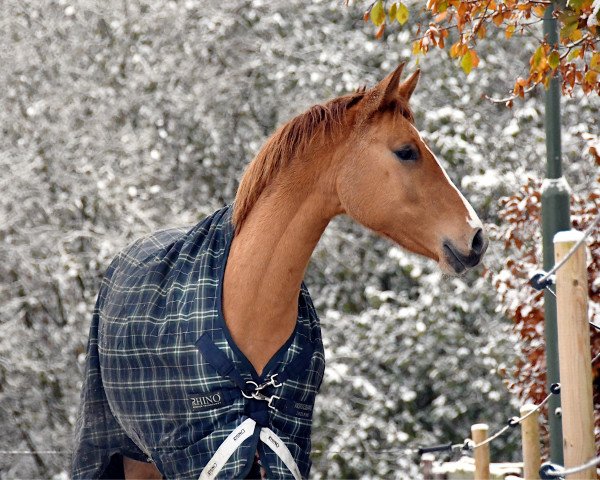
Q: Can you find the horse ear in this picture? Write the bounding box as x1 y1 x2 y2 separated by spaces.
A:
398 69 420 101
376 62 406 106
356 63 405 124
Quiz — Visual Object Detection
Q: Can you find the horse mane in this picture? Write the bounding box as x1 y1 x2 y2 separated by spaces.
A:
232 88 412 232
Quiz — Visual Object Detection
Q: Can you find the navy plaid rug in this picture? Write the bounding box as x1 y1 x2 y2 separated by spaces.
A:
72 205 326 479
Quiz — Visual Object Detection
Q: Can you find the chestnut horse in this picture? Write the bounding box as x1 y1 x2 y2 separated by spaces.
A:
91 63 487 478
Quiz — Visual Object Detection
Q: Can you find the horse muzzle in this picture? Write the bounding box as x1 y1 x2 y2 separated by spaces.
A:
442 228 488 274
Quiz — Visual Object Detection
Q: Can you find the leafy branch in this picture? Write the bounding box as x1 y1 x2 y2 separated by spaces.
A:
360 0 600 98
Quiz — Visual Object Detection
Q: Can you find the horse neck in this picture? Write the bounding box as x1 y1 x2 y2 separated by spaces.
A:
223 153 339 375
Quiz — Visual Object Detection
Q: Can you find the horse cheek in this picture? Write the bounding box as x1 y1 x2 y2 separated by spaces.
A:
342 170 392 232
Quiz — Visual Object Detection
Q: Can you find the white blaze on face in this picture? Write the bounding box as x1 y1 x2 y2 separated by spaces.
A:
416 130 483 230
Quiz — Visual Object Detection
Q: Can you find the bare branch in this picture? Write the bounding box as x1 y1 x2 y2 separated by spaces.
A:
484 84 537 104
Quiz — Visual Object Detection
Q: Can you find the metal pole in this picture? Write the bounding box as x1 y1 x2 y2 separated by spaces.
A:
541 2 570 466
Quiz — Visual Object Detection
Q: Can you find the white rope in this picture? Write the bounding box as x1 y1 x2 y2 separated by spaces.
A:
470 392 552 450
517 394 552 421
540 213 600 283
471 425 511 449
545 455 600 477
465 326 599 454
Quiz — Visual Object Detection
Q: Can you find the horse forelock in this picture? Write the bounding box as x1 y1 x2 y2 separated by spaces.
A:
232 88 412 232
376 99 414 124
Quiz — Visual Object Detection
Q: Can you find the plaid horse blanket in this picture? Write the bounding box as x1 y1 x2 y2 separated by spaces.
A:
72 205 326 479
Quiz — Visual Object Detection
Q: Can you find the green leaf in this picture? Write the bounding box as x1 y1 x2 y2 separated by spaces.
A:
531 45 545 69
559 18 579 39
389 2 397 21
567 0 585 10
567 47 582 61
548 51 560 69
370 0 386 26
396 2 409 25
558 11 579 24
461 52 473 75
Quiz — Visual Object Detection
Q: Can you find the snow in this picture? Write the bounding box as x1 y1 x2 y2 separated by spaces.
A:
462 170 502 190
541 176 571 194
554 229 585 243
589 0 600 26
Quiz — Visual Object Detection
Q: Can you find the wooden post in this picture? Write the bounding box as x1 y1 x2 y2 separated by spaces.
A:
420 452 435 480
471 423 490 480
554 231 596 479
520 404 541 480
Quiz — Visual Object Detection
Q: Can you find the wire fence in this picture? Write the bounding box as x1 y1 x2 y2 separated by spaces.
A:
411 219 599 467
457 217 600 477
538 213 600 284
543 455 600 478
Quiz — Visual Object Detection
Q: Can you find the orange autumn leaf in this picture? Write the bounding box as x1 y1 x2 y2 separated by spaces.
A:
412 40 423 55
585 70 598 85
477 24 487 39
492 12 504 26
434 10 448 22
591 53 600 72
450 41 461 58
471 49 480 68
569 28 583 42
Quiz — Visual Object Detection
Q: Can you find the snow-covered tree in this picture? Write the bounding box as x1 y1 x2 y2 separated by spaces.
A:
0 0 597 477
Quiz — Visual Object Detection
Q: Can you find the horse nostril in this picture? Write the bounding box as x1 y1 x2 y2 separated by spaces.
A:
470 228 485 255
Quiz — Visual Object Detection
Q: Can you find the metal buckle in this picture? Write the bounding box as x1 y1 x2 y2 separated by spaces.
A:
242 380 259 399
256 374 283 391
241 376 283 404
248 391 279 409
252 391 269 402
269 374 283 388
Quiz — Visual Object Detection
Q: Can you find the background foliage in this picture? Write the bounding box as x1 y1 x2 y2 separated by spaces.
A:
0 0 597 478
363 0 600 96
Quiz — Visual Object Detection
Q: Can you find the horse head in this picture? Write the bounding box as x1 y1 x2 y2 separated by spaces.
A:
335 63 488 274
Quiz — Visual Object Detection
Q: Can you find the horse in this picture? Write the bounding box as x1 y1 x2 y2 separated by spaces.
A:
72 63 487 479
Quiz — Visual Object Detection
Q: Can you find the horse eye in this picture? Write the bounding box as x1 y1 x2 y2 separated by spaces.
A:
394 146 419 162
